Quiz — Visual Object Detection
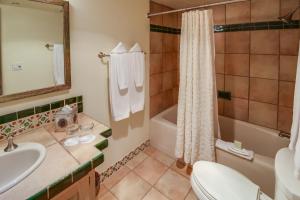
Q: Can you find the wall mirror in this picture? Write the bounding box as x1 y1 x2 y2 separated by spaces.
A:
0 0 70 103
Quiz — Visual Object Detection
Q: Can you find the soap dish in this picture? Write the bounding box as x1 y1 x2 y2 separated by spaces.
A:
79 134 96 144
63 137 80 147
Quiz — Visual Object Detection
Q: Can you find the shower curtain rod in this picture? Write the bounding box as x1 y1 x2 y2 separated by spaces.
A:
147 0 249 17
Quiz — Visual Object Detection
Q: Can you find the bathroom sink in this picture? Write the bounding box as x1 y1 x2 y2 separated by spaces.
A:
0 143 46 193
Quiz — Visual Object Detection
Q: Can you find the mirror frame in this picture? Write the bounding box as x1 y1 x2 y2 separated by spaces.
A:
0 0 70 103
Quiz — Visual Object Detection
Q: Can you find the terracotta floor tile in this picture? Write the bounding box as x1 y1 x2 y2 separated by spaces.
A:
151 148 175 167
142 188 169 200
103 166 131 189
134 157 168 185
171 161 192 179
185 189 197 200
126 152 149 169
111 172 151 200
97 185 108 198
155 169 191 200
144 146 157 156
99 192 118 200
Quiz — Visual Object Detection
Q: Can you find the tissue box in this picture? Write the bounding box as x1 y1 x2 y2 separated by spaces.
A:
54 106 78 132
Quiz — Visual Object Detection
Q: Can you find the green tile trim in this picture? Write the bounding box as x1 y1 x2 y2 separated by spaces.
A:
77 102 83 113
72 161 92 183
49 174 72 199
101 128 112 138
17 108 35 119
151 20 300 34
51 100 65 110
76 96 83 103
35 104 50 114
92 153 104 168
26 188 48 200
95 139 108 151
65 97 76 105
0 112 17 124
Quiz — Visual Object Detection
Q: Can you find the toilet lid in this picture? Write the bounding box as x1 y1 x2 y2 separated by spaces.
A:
192 161 260 200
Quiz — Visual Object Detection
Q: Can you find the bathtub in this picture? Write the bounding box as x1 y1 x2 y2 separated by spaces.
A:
150 105 290 198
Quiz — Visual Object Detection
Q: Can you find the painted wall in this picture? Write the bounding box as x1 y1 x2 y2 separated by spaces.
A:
150 2 180 117
0 0 150 172
1 4 63 95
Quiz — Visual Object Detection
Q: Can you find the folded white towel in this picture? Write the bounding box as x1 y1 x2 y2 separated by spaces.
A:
289 42 300 179
109 42 130 121
53 44 65 85
216 139 254 161
128 43 145 113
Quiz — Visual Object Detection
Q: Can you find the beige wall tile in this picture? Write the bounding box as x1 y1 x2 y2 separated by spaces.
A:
278 106 293 133
280 0 300 20
215 33 225 53
163 34 178 53
150 2 163 26
163 53 177 72
225 31 250 53
250 78 278 104
225 54 249 76
280 29 300 55
280 55 297 81
224 98 249 121
226 1 250 24
251 30 279 54
150 74 163 96
162 89 174 109
225 75 249 99
211 5 226 25
150 54 162 75
251 0 280 22
162 71 174 91
215 53 225 74
250 55 279 79
150 94 163 117
216 74 225 90
163 13 178 28
218 99 224 115
249 101 278 129
150 32 163 53
279 81 295 107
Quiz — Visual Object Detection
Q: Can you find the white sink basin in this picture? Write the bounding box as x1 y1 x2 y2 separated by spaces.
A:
0 143 46 193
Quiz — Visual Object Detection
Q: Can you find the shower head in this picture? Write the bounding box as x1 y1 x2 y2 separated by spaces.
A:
278 6 300 23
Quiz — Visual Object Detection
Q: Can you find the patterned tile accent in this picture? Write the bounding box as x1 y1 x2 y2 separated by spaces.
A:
150 20 300 34
100 140 150 183
0 96 83 138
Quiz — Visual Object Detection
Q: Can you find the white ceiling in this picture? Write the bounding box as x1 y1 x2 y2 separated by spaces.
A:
152 0 232 9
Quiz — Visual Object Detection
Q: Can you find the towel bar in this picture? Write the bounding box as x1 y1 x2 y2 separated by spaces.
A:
97 51 146 59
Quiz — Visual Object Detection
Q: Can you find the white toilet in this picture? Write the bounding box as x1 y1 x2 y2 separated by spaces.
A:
191 148 300 200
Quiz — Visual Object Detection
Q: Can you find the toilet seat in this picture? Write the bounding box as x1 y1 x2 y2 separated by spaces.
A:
191 161 261 200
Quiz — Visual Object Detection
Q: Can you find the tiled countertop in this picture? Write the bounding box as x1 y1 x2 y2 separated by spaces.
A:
0 113 111 200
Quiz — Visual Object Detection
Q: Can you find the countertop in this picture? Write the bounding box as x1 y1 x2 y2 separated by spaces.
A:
0 113 111 200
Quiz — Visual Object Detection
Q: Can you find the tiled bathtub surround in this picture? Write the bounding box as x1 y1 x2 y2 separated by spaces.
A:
150 2 180 117
0 96 83 138
213 0 300 133
150 0 300 134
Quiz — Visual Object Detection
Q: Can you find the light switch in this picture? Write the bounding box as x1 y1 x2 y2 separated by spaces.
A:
10 64 23 71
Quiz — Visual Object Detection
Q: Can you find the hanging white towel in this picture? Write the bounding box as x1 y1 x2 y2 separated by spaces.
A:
53 44 65 85
128 43 145 113
289 42 300 179
175 9 220 164
109 42 130 121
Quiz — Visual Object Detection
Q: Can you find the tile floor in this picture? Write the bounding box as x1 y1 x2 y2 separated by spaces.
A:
97 146 197 200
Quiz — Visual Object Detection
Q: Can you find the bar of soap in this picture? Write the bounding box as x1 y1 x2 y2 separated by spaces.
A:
234 140 242 149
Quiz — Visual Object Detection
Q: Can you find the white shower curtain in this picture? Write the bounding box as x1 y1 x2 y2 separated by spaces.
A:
175 9 220 164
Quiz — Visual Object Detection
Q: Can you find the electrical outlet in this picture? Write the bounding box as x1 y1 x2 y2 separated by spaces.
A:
10 64 23 71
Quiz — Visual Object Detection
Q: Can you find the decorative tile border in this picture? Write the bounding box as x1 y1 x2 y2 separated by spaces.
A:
99 140 150 183
150 20 300 34
0 96 83 139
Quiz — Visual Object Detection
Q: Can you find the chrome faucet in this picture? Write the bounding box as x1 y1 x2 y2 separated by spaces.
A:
1 127 23 152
